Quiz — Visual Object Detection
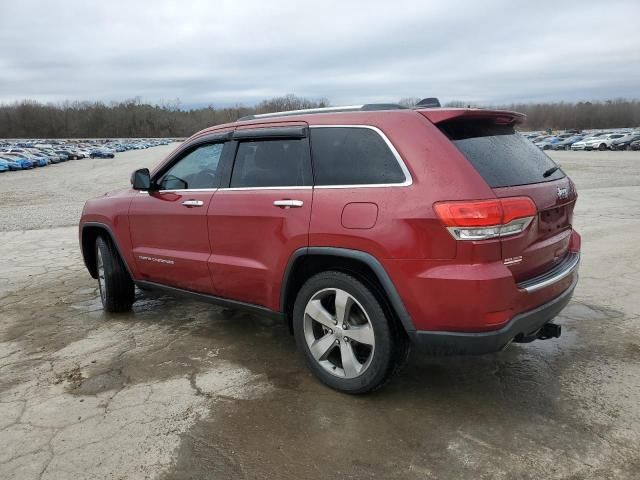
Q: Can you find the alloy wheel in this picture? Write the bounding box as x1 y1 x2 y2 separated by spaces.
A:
303 288 375 378
97 248 106 304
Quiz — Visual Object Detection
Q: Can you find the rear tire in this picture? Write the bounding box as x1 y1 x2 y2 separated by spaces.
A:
95 236 134 313
598 143 606 151
293 271 400 394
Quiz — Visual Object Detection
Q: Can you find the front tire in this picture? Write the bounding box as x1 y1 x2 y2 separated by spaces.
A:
598 143 606 151
293 271 398 394
95 236 135 312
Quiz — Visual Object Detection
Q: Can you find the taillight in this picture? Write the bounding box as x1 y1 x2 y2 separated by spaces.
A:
434 197 536 240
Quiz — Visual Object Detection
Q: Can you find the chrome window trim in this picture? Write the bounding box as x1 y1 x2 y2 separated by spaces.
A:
149 124 413 193
219 186 313 192
309 125 413 189
156 188 219 193
149 186 314 193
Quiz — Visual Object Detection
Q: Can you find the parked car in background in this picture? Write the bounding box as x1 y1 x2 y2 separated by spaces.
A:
0 159 9 172
531 135 553 144
610 134 640 150
582 133 626 151
55 149 76 160
1 153 34 169
25 150 52 166
536 137 560 150
0 138 175 174
571 133 606 151
630 139 640 151
552 135 584 150
553 133 577 141
42 149 67 162
54 151 70 161
0 156 22 170
90 149 115 159
3 149 47 167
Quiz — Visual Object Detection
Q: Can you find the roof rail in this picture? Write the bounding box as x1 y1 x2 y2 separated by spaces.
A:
238 103 407 121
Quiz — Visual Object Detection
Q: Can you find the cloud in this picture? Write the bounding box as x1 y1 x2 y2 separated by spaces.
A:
1 0 639 106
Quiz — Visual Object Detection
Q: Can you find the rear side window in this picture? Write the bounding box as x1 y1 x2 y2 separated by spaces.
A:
310 127 406 186
230 138 311 188
439 119 565 188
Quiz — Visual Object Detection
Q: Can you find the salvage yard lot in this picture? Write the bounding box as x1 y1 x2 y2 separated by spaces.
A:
1 147 639 479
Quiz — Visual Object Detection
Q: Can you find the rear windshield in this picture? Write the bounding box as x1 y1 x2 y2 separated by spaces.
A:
438 119 565 188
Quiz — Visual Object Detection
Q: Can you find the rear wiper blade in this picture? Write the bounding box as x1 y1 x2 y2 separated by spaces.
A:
543 165 560 178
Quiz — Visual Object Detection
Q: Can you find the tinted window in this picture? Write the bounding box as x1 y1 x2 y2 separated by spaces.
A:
230 139 311 187
310 127 406 185
157 143 224 190
438 119 565 188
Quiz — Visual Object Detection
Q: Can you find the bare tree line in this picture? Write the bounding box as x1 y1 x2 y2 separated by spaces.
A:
0 95 329 138
1 95 638 138
402 97 640 130
500 99 640 130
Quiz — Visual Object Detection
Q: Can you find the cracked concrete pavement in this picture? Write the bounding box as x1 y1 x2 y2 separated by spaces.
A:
0 147 639 479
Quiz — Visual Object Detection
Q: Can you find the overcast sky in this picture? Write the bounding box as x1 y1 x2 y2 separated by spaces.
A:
1 0 639 108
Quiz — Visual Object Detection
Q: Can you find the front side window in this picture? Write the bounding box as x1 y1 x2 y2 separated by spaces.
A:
310 127 406 186
157 143 224 190
230 138 311 188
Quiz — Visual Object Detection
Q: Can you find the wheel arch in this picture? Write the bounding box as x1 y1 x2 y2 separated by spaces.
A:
280 247 416 336
81 222 133 279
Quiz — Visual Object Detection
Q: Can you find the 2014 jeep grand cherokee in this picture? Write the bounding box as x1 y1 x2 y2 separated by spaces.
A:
79 102 581 394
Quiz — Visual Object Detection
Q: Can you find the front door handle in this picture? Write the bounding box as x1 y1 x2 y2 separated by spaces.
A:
182 199 204 207
273 199 304 209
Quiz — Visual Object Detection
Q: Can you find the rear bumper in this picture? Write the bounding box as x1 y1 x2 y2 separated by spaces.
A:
517 251 580 292
408 275 577 355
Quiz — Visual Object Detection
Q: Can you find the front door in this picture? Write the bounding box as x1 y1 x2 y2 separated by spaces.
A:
208 125 313 309
129 140 228 293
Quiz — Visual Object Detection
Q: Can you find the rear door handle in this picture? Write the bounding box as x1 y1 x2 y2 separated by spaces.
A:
273 199 304 209
182 200 204 207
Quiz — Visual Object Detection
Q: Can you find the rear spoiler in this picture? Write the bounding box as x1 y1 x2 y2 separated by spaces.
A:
417 108 526 125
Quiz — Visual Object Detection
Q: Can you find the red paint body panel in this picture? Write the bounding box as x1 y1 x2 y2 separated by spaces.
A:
207 188 312 309
129 191 216 293
79 107 581 339
80 188 139 278
493 177 577 282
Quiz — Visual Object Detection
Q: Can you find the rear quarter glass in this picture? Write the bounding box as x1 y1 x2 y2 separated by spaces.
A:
438 119 565 188
310 127 406 185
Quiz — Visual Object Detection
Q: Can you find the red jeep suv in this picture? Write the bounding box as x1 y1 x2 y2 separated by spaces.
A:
79 101 580 393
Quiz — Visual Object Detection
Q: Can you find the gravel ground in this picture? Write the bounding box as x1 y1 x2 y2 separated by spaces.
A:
0 146 177 232
0 148 639 479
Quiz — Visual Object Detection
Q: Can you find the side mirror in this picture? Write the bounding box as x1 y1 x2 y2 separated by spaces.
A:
131 168 151 190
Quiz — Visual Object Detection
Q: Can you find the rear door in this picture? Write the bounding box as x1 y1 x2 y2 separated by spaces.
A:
435 116 576 282
129 135 230 293
207 124 313 309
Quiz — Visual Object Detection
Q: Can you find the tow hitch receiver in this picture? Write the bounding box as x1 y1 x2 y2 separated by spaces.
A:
514 322 562 343
539 322 562 339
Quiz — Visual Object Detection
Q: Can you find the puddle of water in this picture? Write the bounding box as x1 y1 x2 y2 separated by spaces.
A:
74 370 127 395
